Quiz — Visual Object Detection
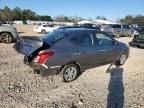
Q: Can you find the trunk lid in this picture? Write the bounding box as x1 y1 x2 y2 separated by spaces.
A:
14 37 44 56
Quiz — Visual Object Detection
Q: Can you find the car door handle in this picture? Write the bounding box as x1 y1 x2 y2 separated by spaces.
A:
99 50 106 52
73 52 81 55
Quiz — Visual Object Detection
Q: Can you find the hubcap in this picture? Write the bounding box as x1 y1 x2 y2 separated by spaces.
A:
120 54 126 65
64 67 77 81
42 30 46 34
2 34 12 43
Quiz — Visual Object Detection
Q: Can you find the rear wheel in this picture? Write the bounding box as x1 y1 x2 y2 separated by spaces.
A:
41 29 46 34
115 53 127 66
0 33 13 43
62 63 80 82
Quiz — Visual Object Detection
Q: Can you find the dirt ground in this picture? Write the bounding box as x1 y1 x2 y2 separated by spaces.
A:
0 25 144 108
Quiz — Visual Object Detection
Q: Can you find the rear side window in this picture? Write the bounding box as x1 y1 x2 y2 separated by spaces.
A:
94 33 115 46
41 31 66 44
71 33 93 46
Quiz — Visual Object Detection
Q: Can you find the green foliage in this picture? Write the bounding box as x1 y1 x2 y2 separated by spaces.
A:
38 15 53 21
133 15 144 24
120 15 144 24
0 6 53 21
53 15 72 22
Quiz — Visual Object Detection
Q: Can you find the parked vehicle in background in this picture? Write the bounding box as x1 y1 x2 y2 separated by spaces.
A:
0 25 19 43
80 23 100 30
14 28 129 82
34 24 59 34
101 24 134 37
57 24 100 31
133 24 144 32
129 30 144 48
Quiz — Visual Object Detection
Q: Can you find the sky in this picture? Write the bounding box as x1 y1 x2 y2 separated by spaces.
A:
0 0 144 21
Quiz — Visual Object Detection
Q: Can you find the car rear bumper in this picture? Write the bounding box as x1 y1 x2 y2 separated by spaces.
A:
27 62 60 76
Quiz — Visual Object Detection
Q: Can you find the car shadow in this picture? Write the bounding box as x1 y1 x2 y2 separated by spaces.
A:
106 65 124 108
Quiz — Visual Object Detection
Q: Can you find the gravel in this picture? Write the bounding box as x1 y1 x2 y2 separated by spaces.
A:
0 25 144 108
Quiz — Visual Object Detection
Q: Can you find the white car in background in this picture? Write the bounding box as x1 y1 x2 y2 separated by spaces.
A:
34 24 59 34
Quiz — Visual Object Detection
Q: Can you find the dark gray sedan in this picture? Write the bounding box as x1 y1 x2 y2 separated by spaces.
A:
14 28 129 82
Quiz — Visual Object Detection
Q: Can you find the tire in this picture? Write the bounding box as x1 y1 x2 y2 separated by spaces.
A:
0 33 13 43
115 52 127 67
41 29 46 34
61 63 80 82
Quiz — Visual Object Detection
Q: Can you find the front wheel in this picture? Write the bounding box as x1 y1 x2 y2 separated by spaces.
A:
115 53 127 67
61 63 80 82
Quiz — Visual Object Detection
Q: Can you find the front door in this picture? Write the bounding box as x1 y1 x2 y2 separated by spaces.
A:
92 32 121 65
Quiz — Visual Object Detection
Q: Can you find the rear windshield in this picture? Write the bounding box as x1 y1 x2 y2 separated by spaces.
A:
41 31 66 44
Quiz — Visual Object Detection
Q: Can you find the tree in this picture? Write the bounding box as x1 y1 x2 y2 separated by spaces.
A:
123 15 133 24
12 7 22 20
119 15 144 24
38 15 53 21
22 9 37 20
53 15 71 22
119 19 124 24
1 6 12 22
133 15 144 24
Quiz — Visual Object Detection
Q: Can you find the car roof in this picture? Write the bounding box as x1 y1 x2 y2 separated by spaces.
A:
57 28 97 34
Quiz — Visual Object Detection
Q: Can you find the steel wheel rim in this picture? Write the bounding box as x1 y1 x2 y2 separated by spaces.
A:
120 54 126 65
64 67 77 81
2 34 12 43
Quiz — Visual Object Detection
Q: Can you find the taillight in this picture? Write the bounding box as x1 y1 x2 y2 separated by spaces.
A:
33 51 54 64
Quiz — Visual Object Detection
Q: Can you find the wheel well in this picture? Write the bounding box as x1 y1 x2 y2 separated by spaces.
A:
0 32 13 38
58 61 81 73
41 29 46 32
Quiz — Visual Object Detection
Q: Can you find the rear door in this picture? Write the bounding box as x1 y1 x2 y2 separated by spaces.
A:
71 31 102 69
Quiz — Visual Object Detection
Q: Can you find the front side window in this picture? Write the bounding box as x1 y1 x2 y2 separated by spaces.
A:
94 33 115 46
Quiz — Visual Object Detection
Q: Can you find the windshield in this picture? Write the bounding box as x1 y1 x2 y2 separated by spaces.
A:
41 31 66 44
